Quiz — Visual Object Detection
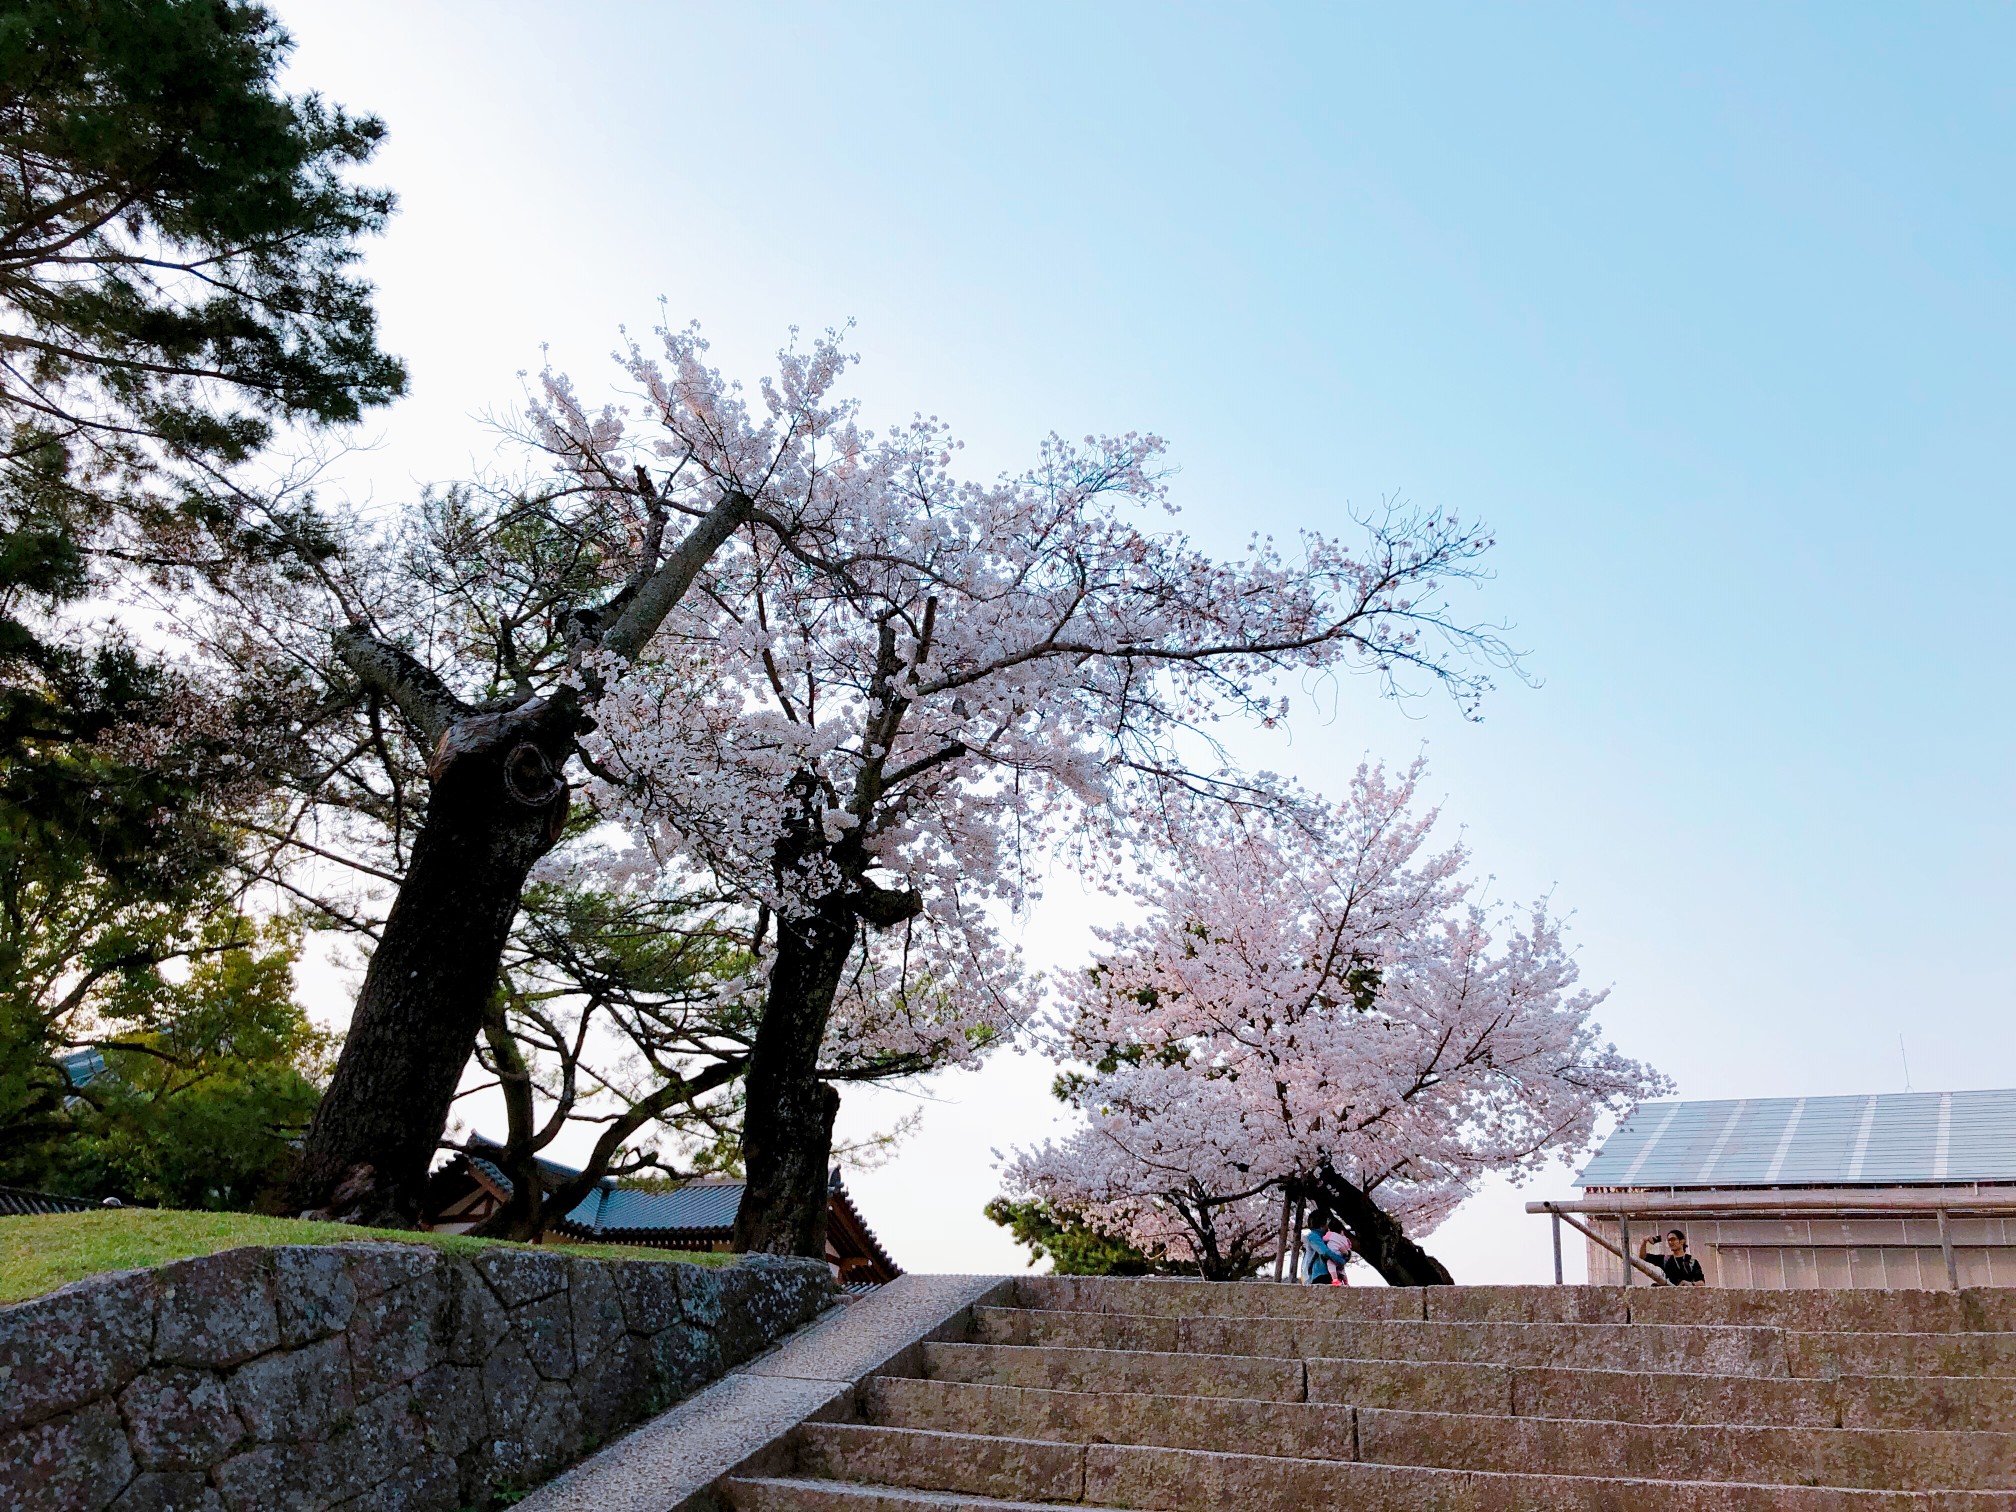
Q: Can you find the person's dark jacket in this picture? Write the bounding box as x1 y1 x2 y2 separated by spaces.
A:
1653 1251 1705 1285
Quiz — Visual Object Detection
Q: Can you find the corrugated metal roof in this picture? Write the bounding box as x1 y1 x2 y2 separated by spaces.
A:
1578 1089 2016 1189
563 1181 745 1235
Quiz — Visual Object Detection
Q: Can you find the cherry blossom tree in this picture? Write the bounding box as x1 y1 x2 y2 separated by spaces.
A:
554 327 1510 1254
1002 764 1666 1284
257 317 1506 1244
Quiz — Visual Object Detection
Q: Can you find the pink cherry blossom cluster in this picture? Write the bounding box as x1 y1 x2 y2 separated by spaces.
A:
1002 761 1668 1265
523 323 1506 1078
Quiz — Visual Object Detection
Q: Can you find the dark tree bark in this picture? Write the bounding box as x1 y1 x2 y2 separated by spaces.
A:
292 701 572 1224
731 894 854 1255
730 759 924 1256
1307 1165 1455 1286
289 488 752 1224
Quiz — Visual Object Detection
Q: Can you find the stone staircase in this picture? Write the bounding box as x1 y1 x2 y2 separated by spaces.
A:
719 1276 2016 1509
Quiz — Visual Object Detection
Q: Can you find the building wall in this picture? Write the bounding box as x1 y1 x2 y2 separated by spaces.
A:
1581 1214 2016 1289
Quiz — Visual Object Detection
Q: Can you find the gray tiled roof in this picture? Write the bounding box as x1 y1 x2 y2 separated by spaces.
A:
461 1138 746 1234
1578 1089 2016 1190
0 1185 101 1216
563 1181 745 1235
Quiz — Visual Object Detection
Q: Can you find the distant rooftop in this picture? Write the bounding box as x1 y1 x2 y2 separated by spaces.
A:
1578 1090 2016 1190
448 1136 901 1278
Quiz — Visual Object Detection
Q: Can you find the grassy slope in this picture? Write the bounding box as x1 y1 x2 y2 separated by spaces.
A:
0 1208 735 1305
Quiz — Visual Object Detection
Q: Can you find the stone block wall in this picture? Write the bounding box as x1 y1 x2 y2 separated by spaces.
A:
0 1242 833 1511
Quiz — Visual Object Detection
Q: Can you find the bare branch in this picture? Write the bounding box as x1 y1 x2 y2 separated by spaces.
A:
599 489 754 660
333 628 472 747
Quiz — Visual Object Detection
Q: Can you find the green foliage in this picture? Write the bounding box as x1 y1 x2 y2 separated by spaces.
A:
0 0 403 877
983 1195 1174 1276
0 777 237 1166
471 879 761 1237
64 920 328 1208
0 0 407 1219
1 913 329 1209
0 0 404 458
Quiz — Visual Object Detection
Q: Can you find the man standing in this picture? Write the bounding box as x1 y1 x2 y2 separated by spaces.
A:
1640 1228 1707 1285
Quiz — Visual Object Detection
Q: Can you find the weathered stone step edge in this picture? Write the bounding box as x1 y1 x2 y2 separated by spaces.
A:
973 1306 2016 1378
923 1340 2016 1430
980 1302 1801 1339
726 1474 1991 1512
984 1303 2016 1348
794 1424 2012 1509
972 1306 1795 1376
725 1476 1118 1511
931 1337 2016 1390
863 1375 2016 1491
1014 1277 2016 1333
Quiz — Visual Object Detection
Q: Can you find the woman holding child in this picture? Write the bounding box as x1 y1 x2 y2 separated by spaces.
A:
1302 1209 1355 1284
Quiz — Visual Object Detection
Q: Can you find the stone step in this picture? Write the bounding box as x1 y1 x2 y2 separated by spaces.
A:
1785 1329 2016 1380
1356 1405 2016 1492
1847 1374 2016 1433
864 1375 1346 1464
863 1376 2016 1491
1015 1275 1433 1322
927 1340 2016 1431
1317 1353 1829 1425
726 1477 1104 1511
1626 1286 2016 1336
921 1341 1307 1402
970 1305 1798 1376
1323 1353 2016 1433
784 1424 2013 1509
1016 1277 2016 1333
974 1304 2016 1379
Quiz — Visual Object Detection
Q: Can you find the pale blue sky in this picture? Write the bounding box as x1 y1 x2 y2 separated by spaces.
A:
273 3 2016 1277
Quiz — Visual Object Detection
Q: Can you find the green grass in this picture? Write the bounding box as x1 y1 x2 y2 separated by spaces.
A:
0 1208 737 1305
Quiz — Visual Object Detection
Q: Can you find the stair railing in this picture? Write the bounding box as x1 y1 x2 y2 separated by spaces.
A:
1539 1201 1671 1285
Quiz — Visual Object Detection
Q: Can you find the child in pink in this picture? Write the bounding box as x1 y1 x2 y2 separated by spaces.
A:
1321 1228 1353 1284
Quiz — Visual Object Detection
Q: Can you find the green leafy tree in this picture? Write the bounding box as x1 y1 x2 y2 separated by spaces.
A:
982 1196 1174 1277
0 842 328 1208
0 0 398 1207
0 738 234 1163
32 919 330 1208
0 0 403 873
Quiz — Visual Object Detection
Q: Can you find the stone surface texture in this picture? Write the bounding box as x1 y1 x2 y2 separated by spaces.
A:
517 1274 1012 1512
0 1242 830 1512
689 1276 2016 1510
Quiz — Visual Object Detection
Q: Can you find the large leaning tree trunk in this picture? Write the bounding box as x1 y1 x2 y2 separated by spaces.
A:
290 488 751 1225
730 651 925 1256
733 897 853 1257
1307 1164 1456 1287
731 768 921 1255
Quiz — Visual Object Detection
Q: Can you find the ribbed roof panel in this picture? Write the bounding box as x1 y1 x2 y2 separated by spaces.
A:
1578 1089 2016 1189
562 1181 745 1234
